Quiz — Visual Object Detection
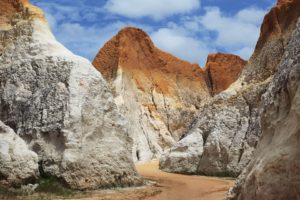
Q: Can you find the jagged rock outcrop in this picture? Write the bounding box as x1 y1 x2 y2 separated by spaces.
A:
93 28 244 162
0 121 39 187
0 0 141 189
160 0 300 176
204 53 246 95
228 17 300 200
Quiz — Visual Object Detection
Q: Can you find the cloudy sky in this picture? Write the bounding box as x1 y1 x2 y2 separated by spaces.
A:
31 0 275 66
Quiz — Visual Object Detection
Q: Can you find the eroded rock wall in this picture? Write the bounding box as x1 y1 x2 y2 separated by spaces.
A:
160 0 300 176
228 17 300 200
0 0 141 189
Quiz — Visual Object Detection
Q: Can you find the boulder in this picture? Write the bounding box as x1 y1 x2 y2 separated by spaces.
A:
0 0 141 189
0 121 39 187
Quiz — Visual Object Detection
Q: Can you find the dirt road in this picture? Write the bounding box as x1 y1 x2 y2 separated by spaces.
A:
68 160 234 200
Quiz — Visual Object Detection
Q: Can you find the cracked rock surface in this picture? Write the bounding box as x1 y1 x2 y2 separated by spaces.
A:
0 0 141 189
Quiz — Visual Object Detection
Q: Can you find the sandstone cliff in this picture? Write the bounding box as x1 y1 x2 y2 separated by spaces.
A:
0 0 141 189
160 0 300 176
93 28 244 162
228 17 300 200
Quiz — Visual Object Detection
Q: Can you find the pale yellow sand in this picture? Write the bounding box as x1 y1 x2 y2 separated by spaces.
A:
66 160 234 200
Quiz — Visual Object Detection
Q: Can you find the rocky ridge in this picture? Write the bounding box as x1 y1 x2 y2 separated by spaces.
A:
93 28 245 162
160 0 300 177
0 0 141 189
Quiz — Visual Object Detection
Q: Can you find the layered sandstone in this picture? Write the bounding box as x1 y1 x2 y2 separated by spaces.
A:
93 27 246 163
0 0 141 189
228 17 300 200
204 53 246 95
93 27 211 162
160 0 300 176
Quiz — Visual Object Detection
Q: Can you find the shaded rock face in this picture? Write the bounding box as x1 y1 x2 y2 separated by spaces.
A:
0 0 141 189
204 53 246 95
0 121 39 187
93 28 244 162
160 0 300 176
93 27 211 162
228 17 300 200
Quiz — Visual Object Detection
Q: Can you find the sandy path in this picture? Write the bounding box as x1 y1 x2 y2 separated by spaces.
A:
67 160 234 200
135 161 234 200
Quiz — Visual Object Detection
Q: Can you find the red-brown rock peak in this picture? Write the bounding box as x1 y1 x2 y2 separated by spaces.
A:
204 53 246 95
0 0 45 28
93 26 208 94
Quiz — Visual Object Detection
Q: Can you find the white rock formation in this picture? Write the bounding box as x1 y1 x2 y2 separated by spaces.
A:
0 121 39 187
0 0 141 189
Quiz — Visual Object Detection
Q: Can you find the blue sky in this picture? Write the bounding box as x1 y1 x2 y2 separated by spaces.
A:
31 0 275 66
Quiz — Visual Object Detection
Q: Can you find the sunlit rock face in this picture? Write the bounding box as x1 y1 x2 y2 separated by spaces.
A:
0 0 141 189
228 17 300 200
160 0 300 177
93 28 245 162
204 53 246 95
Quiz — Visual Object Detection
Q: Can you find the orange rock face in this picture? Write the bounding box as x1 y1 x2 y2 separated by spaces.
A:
204 53 246 95
242 0 300 83
0 0 23 26
93 27 208 98
255 0 300 51
93 27 211 161
93 27 246 161
0 0 45 28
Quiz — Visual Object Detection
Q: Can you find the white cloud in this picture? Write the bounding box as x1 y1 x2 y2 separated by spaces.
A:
33 1 153 60
34 0 268 65
236 8 267 25
54 21 152 60
104 0 201 20
148 6 266 65
199 7 266 59
151 26 213 66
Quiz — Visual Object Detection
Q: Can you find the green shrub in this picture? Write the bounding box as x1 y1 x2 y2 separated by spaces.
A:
35 177 74 197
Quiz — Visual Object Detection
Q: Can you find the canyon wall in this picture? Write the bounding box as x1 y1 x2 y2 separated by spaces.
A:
228 17 300 200
0 0 141 189
160 0 300 176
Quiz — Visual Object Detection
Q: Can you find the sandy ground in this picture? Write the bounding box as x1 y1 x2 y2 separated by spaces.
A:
66 160 234 200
